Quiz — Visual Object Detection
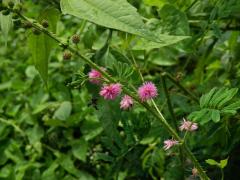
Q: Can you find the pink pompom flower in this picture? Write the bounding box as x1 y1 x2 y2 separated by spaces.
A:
163 139 179 150
88 69 103 84
138 82 158 101
179 118 198 132
192 167 198 177
120 95 134 110
99 83 122 100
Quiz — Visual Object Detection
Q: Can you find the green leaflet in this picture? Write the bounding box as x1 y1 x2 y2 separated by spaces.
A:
28 7 60 85
189 87 240 124
60 0 188 45
206 158 228 169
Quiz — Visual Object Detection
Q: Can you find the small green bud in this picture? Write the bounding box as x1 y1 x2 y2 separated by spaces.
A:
63 50 72 60
2 9 10 16
32 28 41 35
71 34 80 44
41 20 49 28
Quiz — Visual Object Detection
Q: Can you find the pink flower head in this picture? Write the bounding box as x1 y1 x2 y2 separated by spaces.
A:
192 167 198 177
88 69 103 84
120 95 134 110
138 82 158 101
163 139 179 150
179 118 198 132
100 83 122 100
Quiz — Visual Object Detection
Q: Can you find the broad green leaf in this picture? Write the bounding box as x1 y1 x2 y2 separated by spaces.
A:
28 33 51 85
131 35 188 50
60 0 158 42
60 0 187 45
205 159 219 166
0 13 12 45
72 139 88 162
147 47 178 66
53 101 72 121
220 158 228 169
28 8 60 85
160 4 190 35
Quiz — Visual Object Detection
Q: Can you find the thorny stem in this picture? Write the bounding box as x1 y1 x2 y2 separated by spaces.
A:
17 13 210 180
161 75 185 177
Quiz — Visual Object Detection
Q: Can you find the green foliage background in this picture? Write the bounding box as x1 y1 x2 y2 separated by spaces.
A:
0 0 240 179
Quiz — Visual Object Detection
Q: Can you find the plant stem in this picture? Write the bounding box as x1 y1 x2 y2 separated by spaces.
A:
161 75 178 130
221 168 224 180
18 13 210 180
162 72 199 103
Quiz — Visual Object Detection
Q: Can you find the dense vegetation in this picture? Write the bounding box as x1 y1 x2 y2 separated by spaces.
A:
0 0 240 179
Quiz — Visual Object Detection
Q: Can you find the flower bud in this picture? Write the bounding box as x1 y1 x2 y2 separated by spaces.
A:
63 50 72 60
71 34 80 44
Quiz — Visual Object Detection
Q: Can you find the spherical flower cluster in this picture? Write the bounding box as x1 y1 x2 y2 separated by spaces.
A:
179 118 198 132
99 83 122 100
88 69 103 84
163 139 179 150
120 95 134 110
138 82 158 101
192 167 198 177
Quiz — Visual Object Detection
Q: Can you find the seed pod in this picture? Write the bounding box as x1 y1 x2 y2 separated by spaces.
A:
71 34 80 44
2 9 10 16
41 20 49 28
32 28 41 35
63 50 72 60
